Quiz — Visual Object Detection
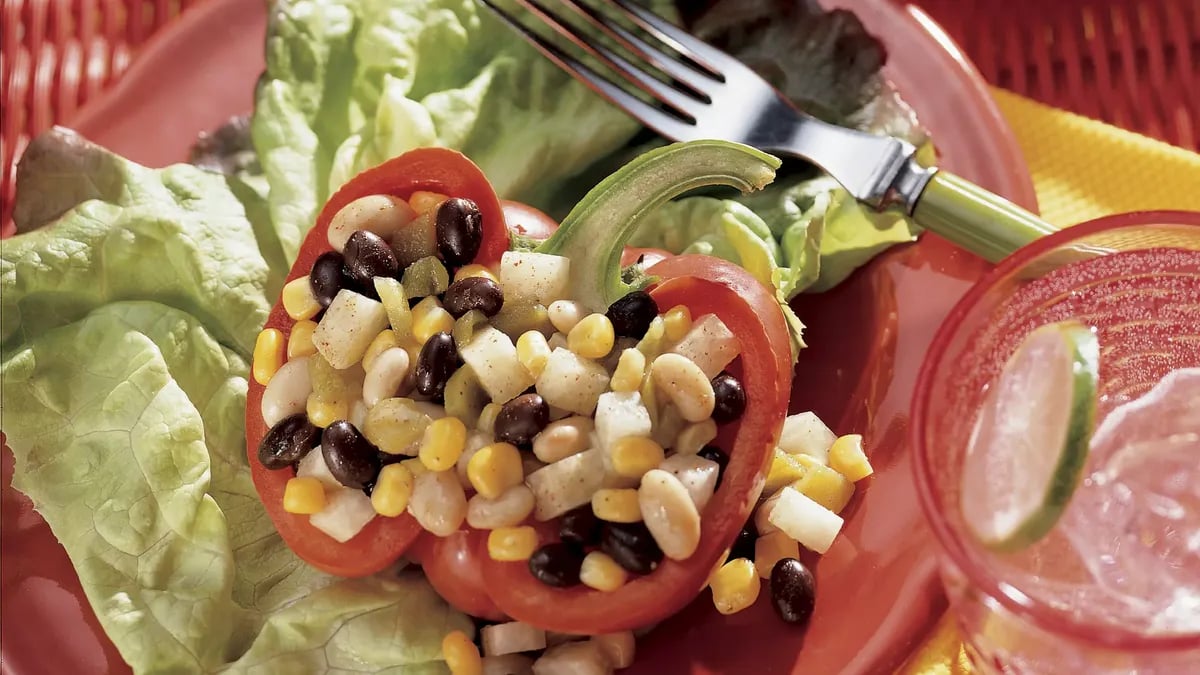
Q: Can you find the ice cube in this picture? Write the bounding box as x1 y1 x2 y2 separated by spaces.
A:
1056 367 1200 633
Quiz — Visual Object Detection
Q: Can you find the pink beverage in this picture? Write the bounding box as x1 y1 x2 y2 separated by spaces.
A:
912 212 1200 674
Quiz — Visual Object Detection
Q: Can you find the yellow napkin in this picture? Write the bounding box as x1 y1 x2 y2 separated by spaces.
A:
898 90 1200 675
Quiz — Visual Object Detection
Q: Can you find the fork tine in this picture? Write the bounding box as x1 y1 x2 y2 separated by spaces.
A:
476 0 698 140
609 0 731 77
558 0 721 93
512 0 705 117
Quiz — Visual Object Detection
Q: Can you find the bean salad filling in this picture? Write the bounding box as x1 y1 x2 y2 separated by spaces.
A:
247 143 877 673
256 188 753 587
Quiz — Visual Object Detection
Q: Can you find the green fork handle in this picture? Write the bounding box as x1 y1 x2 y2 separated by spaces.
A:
912 171 1059 263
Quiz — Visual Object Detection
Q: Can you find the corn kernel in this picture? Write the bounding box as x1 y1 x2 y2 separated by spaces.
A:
420 417 469 472
371 463 414 517
487 526 539 561
567 313 615 359
467 442 524 499
283 477 326 514
252 329 285 385
580 551 629 592
454 264 499 284
442 630 482 675
754 530 799 579
792 460 856 513
829 434 873 482
306 394 347 428
516 330 552 378
282 276 321 320
412 297 455 344
591 488 642 523
362 329 399 372
409 190 448 214
764 449 809 495
675 419 718 455
709 558 760 615
663 305 693 342
610 349 646 393
609 437 665 478
287 320 318 359
477 403 502 434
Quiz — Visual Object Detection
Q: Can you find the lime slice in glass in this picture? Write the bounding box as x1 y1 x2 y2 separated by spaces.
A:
961 320 1100 552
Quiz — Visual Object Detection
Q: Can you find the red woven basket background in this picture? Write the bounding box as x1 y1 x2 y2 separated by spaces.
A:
2 0 1198 230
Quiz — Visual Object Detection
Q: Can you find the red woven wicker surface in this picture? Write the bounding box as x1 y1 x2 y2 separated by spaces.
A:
2 0 1198 228
916 0 1199 151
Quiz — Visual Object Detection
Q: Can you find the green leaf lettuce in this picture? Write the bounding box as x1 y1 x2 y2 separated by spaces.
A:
1 131 471 674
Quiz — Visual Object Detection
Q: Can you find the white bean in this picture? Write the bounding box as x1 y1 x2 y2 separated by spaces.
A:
362 347 410 407
261 356 312 427
327 194 416 252
547 300 585 334
532 416 594 463
638 469 701 560
408 470 466 536
467 484 536 529
650 353 715 422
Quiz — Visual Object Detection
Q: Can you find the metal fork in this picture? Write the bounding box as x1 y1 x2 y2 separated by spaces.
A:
477 0 1058 262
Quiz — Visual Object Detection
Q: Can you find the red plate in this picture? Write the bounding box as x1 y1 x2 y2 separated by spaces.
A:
0 1 1037 673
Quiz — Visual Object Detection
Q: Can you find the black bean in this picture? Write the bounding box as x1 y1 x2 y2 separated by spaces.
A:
600 521 663 575
728 522 757 562
528 542 584 588
559 506 602 546
377 450 407 467
414 332 458 399
435 198 483 267
770 558 816 626
494 393 549 447
606 291 658 338
711 372 747 423
443 276 504 318
309 251 347 307
321 421 381 489
343 230 399 287
257 413 320 470
698 445 729 488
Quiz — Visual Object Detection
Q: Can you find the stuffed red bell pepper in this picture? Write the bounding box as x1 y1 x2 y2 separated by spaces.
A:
245 141 803 635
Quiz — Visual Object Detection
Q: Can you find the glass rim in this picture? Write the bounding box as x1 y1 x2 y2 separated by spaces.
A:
911 210 1200 651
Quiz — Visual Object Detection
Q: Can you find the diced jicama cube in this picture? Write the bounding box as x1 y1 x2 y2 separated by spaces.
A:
309 488 375 543
593 391 651 451
536 348 610 415
526 448 605 520
312 289 390 369
669 314 740 379
483 654 535 675
658 454 719 512
460 326 535 403
776 412 837 464
532 641 611 675
500 251 571 305
591 632 635 669
767 486 844 554
482 621 547 656
297 448 340 490
754 491 781 536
